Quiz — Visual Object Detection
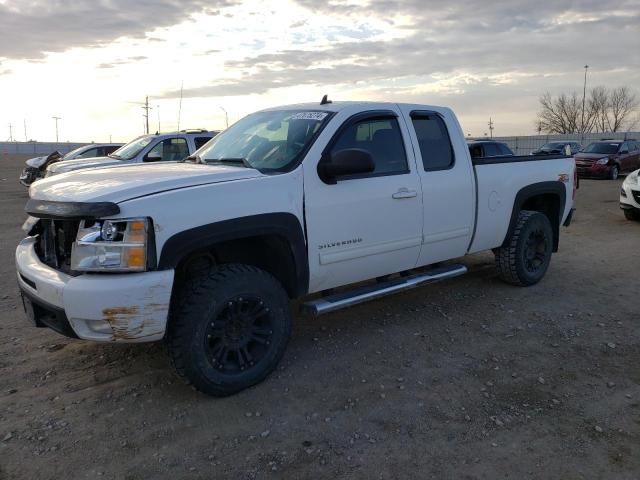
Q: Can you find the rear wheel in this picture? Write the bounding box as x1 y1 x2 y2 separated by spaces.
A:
166 264 292 396
495 210 553 286
609 165 619 180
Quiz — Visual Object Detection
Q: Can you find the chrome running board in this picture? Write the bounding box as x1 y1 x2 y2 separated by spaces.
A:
304 264 467 316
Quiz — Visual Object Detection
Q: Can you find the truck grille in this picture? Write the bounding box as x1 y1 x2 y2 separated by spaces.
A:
34 219 80 274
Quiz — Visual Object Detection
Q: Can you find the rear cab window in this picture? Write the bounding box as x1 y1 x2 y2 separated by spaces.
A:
498 143 513 156
483 143 500 157
194 137 212 149
410 113 454 171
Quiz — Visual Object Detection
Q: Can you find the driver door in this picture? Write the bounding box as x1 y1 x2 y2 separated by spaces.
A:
304 109 423 293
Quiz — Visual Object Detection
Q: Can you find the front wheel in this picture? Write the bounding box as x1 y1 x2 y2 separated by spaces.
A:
609 165 619 180
623 209 640 221
166 264 292 396
495 210 553 286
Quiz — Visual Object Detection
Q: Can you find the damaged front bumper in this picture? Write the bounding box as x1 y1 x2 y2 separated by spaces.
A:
15 237 174 342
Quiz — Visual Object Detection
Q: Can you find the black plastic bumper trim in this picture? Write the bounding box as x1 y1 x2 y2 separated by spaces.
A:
19 285 79 339
563 208 575 227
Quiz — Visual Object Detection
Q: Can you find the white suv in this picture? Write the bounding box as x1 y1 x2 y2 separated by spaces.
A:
620 169 640 220
46 130 219 177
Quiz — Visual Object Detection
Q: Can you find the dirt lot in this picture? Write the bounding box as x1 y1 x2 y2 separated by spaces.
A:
0 153 639 479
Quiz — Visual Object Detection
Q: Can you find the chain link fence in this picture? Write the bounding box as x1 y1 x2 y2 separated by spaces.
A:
481 132 640 156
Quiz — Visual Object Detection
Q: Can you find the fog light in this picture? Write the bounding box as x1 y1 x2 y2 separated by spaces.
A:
86 319 113 334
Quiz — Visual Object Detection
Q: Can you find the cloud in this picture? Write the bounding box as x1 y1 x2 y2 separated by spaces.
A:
161 0 640 100
97 55 148 69
0 0 236 60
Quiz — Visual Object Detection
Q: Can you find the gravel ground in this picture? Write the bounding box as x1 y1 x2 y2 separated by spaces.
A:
1 154 639 479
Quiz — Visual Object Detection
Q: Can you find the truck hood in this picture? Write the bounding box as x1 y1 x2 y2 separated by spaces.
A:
47 156 122 174
30 162 263 203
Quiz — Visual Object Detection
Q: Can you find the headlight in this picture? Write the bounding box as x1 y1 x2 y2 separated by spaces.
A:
596 157 609 165
71 218 151 272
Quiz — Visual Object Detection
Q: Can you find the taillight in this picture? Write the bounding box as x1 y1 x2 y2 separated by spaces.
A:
573 163 578 199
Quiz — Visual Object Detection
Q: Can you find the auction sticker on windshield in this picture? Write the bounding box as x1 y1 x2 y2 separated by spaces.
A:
290 112 329 121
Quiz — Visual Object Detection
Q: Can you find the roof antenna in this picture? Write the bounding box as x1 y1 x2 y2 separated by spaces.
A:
320 94 332 105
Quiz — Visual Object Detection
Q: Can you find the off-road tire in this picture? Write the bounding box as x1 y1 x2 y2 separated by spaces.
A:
495 210 553 286
623 209 640 221
166 264 291 396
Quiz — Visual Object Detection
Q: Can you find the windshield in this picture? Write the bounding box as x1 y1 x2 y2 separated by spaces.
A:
109 135 154 160
540 143 565 150
62 145 90 159
584 143 619 154
198 110 332 172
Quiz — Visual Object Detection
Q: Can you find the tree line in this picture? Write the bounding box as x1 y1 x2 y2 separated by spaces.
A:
537 86 638 135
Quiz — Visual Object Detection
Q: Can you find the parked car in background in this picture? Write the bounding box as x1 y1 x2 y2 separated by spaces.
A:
467 140 514 159
45 130 220 177
574 140 640 180
620 168 640 220
19 143 123 186
531 141 581 156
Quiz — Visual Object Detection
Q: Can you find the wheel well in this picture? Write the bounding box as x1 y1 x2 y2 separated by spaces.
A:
173 234 301 299
521 193 561 251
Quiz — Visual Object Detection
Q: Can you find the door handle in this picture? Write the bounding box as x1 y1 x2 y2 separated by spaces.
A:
392 188 418 199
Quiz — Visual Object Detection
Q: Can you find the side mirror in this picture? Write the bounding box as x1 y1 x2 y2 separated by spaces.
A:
318 148 375 184
145 153 162 162
620 149 629 154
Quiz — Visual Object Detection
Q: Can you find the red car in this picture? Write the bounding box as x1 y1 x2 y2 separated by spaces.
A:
575 140 640 180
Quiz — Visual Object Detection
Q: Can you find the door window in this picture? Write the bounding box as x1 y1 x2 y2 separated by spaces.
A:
146 137 190 161
77 147 99 158
411 114 454 171
330 117 408 176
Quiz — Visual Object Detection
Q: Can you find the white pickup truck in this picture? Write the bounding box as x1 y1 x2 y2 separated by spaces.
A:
16 100 576 396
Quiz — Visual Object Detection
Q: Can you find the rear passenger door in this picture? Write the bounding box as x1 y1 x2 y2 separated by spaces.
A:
619 142 634 172
399 107 476 266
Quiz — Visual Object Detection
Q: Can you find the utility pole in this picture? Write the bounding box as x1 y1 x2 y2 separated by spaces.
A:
142 96 150 134
581 65 589 134
129 97 152 134
219 105 229 129
157 104 161 133
23 119 28 141
8 123 13 142
52 116 61 143
488 117 494 138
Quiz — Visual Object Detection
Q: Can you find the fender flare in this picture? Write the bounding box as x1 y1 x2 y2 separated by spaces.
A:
158 212 309 296
502 181 566 251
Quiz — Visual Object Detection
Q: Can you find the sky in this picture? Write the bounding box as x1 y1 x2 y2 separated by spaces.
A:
0 0 638 142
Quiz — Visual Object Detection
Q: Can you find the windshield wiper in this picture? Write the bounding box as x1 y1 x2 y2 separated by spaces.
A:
206 157 252 168
183 154 201 163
